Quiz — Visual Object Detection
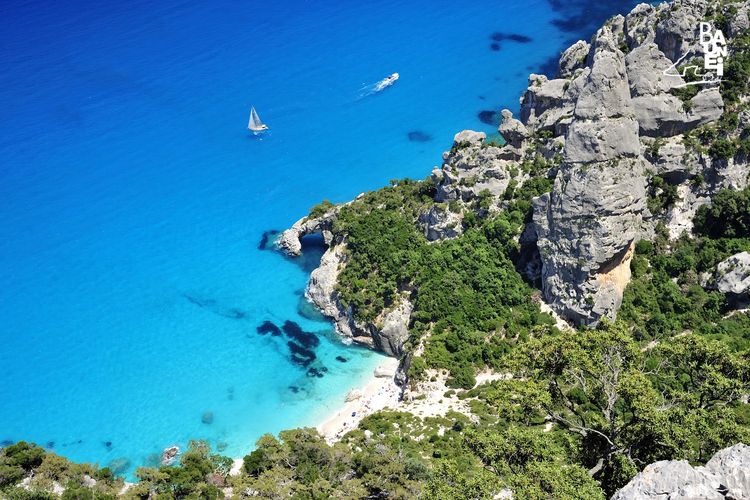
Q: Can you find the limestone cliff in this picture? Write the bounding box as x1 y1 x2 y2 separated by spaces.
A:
278 0 749 351
524 0 749 325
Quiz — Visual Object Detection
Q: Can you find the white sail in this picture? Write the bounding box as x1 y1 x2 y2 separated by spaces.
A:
248 106 268 132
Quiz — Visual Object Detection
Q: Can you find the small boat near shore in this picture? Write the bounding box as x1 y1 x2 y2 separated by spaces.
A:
248 106 269 134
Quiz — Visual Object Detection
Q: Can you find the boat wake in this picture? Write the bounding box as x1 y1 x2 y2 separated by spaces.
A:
356 73 399 100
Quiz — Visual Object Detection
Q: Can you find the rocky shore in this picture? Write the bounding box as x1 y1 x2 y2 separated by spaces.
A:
278 0 749 351
273 0 750 496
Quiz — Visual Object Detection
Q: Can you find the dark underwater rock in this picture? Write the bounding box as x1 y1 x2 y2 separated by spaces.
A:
108 457 131 475
201 411 214 425
335 356 348 363
490 32 532 43
490 43 501 51
407 130 432 142
478 110 501 126
282 320 319 348
288 341 316 367
297 296 326 321
258 229 279 250
257 320 282 336
183 293 247 320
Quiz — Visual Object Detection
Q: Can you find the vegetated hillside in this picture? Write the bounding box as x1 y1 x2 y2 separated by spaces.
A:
3 0 750 498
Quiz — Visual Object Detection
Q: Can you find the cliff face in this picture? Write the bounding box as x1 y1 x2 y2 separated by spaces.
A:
524 0 749 325
279 0 749 350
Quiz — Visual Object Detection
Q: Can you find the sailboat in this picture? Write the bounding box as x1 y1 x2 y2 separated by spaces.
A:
248 106 269 134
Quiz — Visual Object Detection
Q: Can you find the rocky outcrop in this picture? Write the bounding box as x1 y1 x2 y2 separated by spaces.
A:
498 109 528 151
532 25 648 325
418 205 463 241
558 40 590 78
277 210 337 256
613 443 750 499
625 42 723 137
433 130 524 205
525 0 747 325
716 252 750 297
281 0 747 347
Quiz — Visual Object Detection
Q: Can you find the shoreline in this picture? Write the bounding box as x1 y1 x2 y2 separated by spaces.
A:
230 356 401 475
315 357 402 443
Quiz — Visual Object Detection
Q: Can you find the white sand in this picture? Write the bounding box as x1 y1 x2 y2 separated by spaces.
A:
316 357 402 443
229 357 402 474
228 360 511 476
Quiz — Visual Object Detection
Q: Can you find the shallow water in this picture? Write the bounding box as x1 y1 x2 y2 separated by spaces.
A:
0 0 641 476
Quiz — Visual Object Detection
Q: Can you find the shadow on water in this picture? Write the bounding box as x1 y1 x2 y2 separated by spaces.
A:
296 233 327 273
547 0 641 36
181 293 248 320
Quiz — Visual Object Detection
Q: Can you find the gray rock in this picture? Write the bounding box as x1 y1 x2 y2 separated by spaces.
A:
452 129 486 146
716 252 750 296
655 0 708 62
573 33 633 120
418 204 463 241
613 443 750 500
533 25 648 325
625 43 685 97
728 4 750 38
624 3 659 47
611 460 725 500
704 443 750 498
375 300 412 357
435 131 520 204
645 136 698 181
533 159 646 325
558 40 590 78
498 109 528 149
564 118 641 163
277 210 336 257
520 75 569 125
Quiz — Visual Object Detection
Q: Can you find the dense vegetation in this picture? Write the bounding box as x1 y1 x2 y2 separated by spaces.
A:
329 174 555 389
4 6 749 498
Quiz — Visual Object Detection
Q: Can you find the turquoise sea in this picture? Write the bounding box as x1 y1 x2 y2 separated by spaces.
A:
0 0 640 477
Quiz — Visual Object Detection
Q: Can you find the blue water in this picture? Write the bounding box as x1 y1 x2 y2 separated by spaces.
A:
0 0 640 477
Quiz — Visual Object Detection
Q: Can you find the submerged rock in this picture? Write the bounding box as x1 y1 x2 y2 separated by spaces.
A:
257 229 279 250
281 320 319 349
478 110 500 126
256 320 282 336
407 130 432 142
108 457 132 475
288 341 316 367
201 411 214 425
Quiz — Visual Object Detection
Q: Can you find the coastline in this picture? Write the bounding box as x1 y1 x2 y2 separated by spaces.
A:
230 356 401 475
315 357 402 442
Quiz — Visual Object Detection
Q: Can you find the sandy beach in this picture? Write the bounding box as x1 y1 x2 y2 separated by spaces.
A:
316 357 402 442
229 357 402 475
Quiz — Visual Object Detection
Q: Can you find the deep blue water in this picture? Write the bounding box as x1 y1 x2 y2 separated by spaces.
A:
0 0 640 477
